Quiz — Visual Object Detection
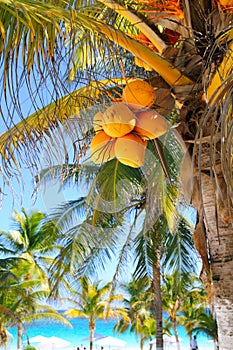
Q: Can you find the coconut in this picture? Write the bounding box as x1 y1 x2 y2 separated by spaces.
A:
115 133 147 168
93 112 103 132
90 131 116 164
122 79 156 110
134 109 168 140
102 103 136 137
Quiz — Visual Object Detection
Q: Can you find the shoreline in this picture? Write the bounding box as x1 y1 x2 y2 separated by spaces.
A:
7 318 215 350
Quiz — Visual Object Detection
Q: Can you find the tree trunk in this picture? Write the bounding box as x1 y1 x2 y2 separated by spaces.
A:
140 335 144 350
152 254 163 350
172 319 180 350
89 322 95 350
17 321 23 350
201 173 233 350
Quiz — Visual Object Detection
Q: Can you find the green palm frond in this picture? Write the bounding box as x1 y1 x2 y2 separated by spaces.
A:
133 214 168 279
0 77 125 177
46 198 127 295
86 159 145 220
37 163 99 191
47 197 88 230
193 312 218 341
163 217 197 275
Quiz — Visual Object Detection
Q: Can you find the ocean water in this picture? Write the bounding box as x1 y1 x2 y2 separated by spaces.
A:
7 314 215 350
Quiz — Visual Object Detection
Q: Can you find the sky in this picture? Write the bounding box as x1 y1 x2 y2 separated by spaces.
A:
0 171 81 231
0 164 135 283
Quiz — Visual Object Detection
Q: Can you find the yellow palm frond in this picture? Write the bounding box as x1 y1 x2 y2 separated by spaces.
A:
0 78 125 175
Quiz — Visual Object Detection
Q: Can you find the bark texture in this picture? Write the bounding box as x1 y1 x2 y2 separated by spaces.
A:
201 173 233 350
17 322 23 350
152 256 163 350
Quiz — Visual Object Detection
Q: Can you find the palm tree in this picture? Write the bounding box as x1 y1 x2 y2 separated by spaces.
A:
64 276 128 350
0 209 70 349
40 152 197 350
115 276 155 350
162 272 213 350
193 312 218 349
162 273 184 350
0 276 71 349
0 2 232 348
177 276 210 343
0 209 59 286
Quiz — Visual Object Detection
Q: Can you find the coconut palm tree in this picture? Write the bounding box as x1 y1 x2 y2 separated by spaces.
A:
0 2 232 348
162 273 212 350
64 276 128 350
41 165 197 350
193 312 218 349
177 276 211 343
0 209 59 286
0 275 71 349
114 276 156 350
162 273 184 350
0 209 71 349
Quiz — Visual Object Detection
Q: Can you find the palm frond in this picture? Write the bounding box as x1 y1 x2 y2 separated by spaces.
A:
133 214 168 279
196 76 233 224
163 217 197 274
86 159 145 220
0 77 125 177
37 163 99 191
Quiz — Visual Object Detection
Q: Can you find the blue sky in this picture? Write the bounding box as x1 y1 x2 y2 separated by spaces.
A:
0 173 82 231
0 167 133 283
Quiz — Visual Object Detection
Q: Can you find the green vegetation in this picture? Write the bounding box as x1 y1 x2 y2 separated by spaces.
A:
0 1 232 349
0 208 217 349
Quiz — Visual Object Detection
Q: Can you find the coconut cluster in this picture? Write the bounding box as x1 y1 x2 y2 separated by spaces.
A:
90 79 168 168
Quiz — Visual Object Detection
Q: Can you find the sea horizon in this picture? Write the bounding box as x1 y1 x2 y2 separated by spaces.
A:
7 313 215 350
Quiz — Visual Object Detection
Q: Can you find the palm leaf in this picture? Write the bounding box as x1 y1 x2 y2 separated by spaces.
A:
86 159 145 221
163 217 197 274
0 77 125 176
98 0 167 53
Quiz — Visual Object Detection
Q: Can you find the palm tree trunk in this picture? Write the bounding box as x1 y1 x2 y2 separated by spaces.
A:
152 254 163 350
201 173 233 350
17 321 23 350
89 322 95 350
0 324 7 347
140 335 144 350
172 319 180 350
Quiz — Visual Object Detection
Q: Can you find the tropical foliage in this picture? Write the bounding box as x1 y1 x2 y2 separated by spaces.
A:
114 276 156 350
0 0 232 349
64 276 128 350
0 209 70 348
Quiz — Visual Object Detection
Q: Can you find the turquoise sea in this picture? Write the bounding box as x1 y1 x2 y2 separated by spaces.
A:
7 314 215 350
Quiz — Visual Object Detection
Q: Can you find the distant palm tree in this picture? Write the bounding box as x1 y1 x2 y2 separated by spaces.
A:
1 279 71 350
162 273 211 350
177 276 209 343
0 209 59 286
162 273 188 350
0 209 70 349
192 311 218 348
115 276 155 350
64 276 128 350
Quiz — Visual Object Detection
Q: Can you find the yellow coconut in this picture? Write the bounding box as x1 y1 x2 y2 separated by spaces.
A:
122 79 156 110
93 112 103 132
90 131 116 164
134 109 168 140
115 133 147 168
102 103 136 137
